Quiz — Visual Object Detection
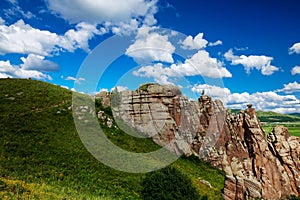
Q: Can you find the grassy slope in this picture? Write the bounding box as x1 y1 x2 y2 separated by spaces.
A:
0 79 225 199
256 110 300 122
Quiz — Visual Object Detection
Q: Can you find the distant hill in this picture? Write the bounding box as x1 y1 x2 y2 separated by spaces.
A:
290 113 300 118
256 110 300 123
0 79 224 199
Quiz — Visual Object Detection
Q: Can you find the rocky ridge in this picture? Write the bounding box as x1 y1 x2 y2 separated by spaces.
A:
96 83 300 199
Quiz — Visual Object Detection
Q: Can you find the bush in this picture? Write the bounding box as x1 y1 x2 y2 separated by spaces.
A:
286 195 300 200
141 166 200 200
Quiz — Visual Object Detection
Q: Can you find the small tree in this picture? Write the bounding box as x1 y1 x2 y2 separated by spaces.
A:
141 166 200 200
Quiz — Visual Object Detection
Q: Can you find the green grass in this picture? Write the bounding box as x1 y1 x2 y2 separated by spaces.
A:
256 110 300 123
262 122 300 137
0 79 225 199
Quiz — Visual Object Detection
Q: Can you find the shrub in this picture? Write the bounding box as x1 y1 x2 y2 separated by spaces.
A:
286 195 300 200
141 166 200 200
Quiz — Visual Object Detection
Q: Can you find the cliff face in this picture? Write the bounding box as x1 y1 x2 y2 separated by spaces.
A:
97 84 300 199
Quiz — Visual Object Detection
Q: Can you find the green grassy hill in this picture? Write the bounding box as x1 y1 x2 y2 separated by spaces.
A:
0 79 225 199
256 110 300 123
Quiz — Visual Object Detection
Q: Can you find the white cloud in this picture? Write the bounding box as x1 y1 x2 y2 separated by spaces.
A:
170 50 232 78
191 84 231 98
230 91 300 113
180 33 208 50
291 66 300 75
132 63 174 85
125 26 175 64
133 50 232 84
20 54 59 72
224 49 279 75
64 76 86 84
0 60 51 80
208 40 222 47
289 42 300 54
190 84 300 113
46 0 158 27
0 72 12 78
279 81 300 94
99 88 109 92
111 19 139 35
63 22 103 52
3 0 36 20
111 86 128 92
0 19 102 56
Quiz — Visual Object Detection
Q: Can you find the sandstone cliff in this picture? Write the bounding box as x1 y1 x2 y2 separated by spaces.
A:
96 83 300 199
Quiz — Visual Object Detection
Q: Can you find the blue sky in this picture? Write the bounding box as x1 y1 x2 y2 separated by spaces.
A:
0 0 300 113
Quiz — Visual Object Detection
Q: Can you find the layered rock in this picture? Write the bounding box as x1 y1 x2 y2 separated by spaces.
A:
98 83 300 199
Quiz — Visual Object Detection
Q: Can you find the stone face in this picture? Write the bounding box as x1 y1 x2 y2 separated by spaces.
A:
99 84 300 200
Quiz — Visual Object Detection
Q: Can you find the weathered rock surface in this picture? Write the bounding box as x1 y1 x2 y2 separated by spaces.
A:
99 83 300 199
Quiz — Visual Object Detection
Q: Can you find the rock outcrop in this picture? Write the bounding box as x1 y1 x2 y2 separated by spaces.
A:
98 83 300 199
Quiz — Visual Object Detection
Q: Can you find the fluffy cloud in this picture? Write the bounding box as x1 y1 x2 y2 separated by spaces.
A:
46 0 158 26
180 33 208 50
289 42 300 54
170 50 232 78
191 83 300 113
227 91 300 113
0 19 102 56
191 84 231 98
133 50 232 84
126 26 175 64
224 49 279 75
278 81 300 94
0 60 51 80
20 54 59 72
291 66 300 75
132 63 173 85
208 40 222 47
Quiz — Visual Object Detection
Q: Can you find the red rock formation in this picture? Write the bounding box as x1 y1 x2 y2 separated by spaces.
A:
103 84 300 199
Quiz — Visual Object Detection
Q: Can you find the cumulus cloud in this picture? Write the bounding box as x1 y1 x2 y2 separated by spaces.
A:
46 0 158 27
180 33 208 50
191 84 300 113
208 40 222 47
133 50 232 84
125 26 175 64
277 81 300 94
132 63 174 85
0 19 102 56
20 54 59 72
229 91 300 113
191 84 231 98
289 42 300 54
0 60 51 80
224 49 279 75
291 66 300 75
171 50 232 78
